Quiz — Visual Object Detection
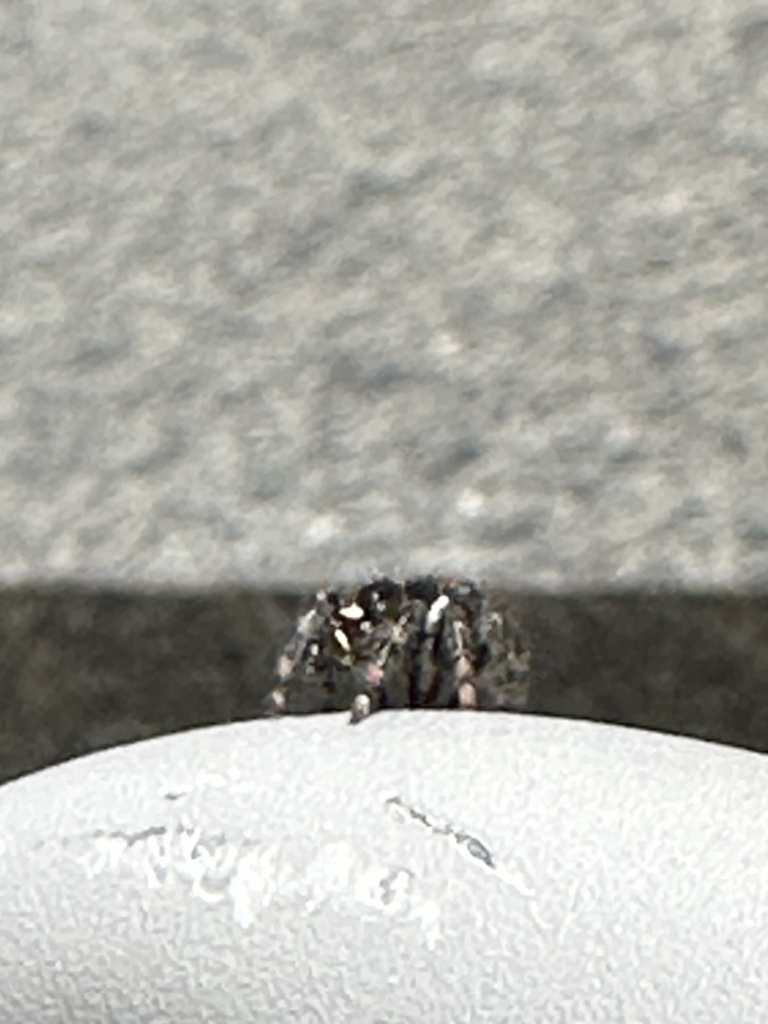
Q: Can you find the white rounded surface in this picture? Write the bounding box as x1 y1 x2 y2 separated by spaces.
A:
1 711 767 1022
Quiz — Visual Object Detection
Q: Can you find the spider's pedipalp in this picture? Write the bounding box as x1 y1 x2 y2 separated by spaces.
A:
458 681 478 709
350 693 372 724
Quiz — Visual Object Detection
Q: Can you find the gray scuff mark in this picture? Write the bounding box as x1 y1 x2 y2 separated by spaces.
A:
384 795 497 869
379 865 414 906
158 769 258 803
382 793 537 900
32 824 169 853
453 830 495 869
94 825 169 847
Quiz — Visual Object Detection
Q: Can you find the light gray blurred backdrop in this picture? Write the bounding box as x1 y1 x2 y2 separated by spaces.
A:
1 0 768 779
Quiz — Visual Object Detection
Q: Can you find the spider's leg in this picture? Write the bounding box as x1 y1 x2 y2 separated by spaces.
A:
349 693 372 724
262 685 286 716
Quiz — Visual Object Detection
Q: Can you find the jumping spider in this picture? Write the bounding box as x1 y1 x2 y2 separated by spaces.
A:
264 576 530 724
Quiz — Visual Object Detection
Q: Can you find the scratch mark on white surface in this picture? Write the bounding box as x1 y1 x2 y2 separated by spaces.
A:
381 793 536 899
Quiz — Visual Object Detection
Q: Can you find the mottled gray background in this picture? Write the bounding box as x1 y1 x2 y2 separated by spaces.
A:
2 0 768 781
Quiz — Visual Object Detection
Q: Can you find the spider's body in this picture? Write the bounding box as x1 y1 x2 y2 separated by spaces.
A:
265 576 530 723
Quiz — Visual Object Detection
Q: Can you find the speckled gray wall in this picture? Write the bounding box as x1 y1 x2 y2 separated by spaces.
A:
1 0 768 780
2 0 767 589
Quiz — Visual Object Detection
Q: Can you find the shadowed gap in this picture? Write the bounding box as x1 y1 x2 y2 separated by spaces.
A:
0 584 766 783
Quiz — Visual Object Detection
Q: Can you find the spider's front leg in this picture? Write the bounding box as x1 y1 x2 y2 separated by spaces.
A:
447 615 480 710
350 692 373 724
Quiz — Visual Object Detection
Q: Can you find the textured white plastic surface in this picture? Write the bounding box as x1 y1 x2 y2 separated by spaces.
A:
1 711 767 1022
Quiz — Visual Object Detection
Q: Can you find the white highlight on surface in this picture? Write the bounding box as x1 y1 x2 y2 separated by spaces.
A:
455 488 486 518
304 514 343 545
83 834 134 878
427 330 462 358
230 837 442 949
73 824 443 949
